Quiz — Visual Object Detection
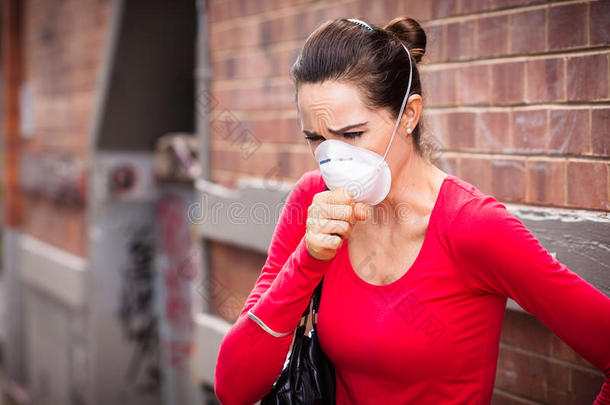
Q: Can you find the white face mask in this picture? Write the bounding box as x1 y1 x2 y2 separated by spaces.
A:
312 38 414 206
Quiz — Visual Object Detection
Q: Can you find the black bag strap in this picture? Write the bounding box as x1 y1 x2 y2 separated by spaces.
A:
312 276 323 315
312 276 324 330
297 276 324 330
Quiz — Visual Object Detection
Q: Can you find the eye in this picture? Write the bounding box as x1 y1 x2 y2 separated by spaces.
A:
305 135 325 142
343 131 363 139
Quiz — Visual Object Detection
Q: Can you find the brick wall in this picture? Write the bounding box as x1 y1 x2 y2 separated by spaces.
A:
16 0 113 256
205 0 608 403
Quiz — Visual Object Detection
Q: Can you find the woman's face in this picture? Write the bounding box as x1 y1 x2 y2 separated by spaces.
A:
296 80 419 168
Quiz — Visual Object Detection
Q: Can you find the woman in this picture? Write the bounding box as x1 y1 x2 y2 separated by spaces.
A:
215 17 610 404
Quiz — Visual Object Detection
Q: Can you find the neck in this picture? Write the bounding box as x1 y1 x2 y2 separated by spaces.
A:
372 149 444 224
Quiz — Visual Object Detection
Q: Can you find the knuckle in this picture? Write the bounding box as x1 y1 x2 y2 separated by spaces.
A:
305 217 313 229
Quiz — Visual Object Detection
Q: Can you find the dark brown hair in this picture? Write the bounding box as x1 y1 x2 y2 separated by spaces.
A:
290 17 437 159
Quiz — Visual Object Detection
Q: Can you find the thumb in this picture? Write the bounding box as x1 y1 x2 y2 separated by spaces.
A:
353 202 370 222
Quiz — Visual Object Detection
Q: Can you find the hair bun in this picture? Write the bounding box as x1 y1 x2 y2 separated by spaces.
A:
383 17 426 63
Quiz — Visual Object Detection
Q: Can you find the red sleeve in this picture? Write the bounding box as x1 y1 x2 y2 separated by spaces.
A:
214 170 333 405
449 195 610 405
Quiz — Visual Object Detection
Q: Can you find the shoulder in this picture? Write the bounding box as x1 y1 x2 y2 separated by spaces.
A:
299 168 326 192
439 174 518 240
277 169 326 229
439 174 509 224
441 175 525 255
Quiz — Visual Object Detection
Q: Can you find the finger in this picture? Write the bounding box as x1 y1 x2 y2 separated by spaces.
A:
306 231 343 251
308 203 353 222
306 218 350 237
324 188 354 205
353 202 370 222
321 204 354 222
312 189 352 205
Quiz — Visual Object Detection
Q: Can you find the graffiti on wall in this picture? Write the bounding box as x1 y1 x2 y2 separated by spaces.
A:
117 224 161 396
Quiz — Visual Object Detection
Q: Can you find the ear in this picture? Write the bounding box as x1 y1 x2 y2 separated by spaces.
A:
401 94 423 133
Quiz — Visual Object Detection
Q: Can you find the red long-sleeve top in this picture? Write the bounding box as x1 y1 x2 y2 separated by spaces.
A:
214 169 610 405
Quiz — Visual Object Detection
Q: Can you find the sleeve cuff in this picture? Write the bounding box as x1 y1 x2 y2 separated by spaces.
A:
246 236 336 337
294 235 336 273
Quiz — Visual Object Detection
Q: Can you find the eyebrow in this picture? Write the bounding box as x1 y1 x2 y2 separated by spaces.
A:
302 121 368 137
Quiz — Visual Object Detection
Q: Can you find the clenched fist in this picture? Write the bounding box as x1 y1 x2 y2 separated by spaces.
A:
305 189 370 261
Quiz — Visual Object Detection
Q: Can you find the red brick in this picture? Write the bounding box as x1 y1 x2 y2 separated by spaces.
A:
316 2 358 26
295 8 316 41
214 82 296 111
548 2 588 50
567 161 609 210
430 0 458 19
211 148 240 172
510 8 546 54
258 149 297 178
526 58 565 103
526 160 566 206
477 110 510 151
496 345 571 404
246 117 300 144
461 0 491 14
23 198 88 257
210 1 231 23
490 391 535 405
209 241 266 322
445 20 476 61
446 112 476 149
492 0 528 9
459 157 492 195
211 21 261 51
423 111 448 148
210 169 238 188
259 13 298 47
238 0 268 18
433 154 457 175
590 0 610 46
591 108 610 156
291 150 317 178
566 53 609 102
492 159 526 202
491 62 525 104
569 367 605 404
459 64 490 105
477 14 510 58
402 0 433 22
421 67 458 106
512 109 547 153
424 24 445 63
356 0 399 26
500 310 552 355
549 109 590 155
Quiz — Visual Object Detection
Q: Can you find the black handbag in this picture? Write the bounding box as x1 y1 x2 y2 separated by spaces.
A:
261 276 336 405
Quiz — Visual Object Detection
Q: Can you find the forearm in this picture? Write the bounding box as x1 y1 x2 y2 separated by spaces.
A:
214 237 331 404
215 313 295 405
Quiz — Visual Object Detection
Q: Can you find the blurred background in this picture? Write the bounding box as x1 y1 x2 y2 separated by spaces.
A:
0 0 608 404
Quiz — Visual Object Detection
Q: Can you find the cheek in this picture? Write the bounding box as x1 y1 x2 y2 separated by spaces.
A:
362 127 393 156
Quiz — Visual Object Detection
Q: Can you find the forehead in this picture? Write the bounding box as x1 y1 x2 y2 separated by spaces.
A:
297 81 370 122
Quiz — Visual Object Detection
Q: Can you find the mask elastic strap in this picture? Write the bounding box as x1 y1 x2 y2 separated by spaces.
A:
380 43 413 163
